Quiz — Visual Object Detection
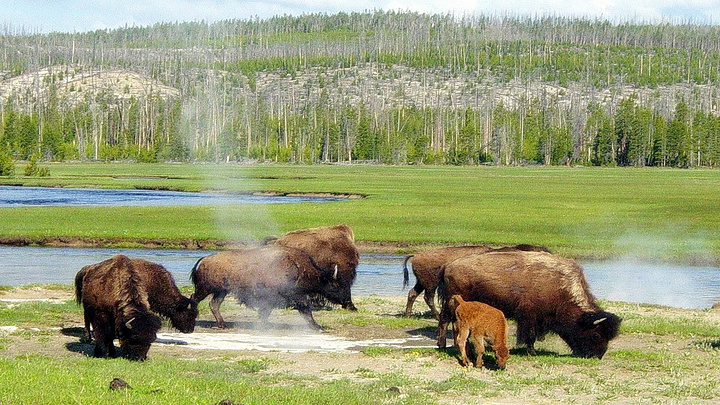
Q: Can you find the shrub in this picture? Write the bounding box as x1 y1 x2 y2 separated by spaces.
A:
23 154 50 177
0 148 15 176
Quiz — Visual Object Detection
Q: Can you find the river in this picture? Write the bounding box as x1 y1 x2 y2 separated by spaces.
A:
0 185 344 207
1 246 718 309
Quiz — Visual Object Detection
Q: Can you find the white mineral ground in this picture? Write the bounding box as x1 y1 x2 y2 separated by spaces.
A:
155 331 434 353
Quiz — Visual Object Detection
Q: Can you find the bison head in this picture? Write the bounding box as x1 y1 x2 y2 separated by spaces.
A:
317 264 357 311
168 298 199 333
495 344 510 370
564 311 621 359
119 313 162 361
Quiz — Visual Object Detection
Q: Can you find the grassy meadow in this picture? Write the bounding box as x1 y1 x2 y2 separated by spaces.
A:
1 162 720 259
1 292 719 404
1 164 720 403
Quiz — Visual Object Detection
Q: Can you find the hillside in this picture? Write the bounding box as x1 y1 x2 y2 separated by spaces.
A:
1 11 720 166
0 65 179 107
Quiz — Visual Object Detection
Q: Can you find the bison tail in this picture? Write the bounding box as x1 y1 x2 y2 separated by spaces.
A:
74 268 86 306
436 266 448 312
436 266 455 324
402 255 414 289
189 257 204 286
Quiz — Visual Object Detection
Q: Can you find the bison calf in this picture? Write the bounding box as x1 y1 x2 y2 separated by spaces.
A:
450 295 510 369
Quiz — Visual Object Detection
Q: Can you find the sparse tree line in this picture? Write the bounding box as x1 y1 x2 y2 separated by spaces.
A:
1 91 718 168
2 11 720 170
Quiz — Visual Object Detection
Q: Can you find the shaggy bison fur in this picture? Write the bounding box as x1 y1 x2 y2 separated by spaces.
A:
438 250 621 359
450 295 510 369
190 245 346 330
129 258 198 333
269 224 359 311
403 244 550 318
76 258 198 337
75 255 162 360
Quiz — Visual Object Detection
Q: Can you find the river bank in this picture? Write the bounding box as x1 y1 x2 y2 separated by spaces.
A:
0 235 457 255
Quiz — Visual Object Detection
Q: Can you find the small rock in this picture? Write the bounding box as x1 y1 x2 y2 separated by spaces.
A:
0 326 19 333
109 378 132 390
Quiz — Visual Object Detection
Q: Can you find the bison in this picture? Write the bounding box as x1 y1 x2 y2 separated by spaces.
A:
403 244 551 318
437 250 621 359
76 257 198 337
190 245 346 330
450 295 510 369
269 224 359 311
129 258 198 333
75 255 162 360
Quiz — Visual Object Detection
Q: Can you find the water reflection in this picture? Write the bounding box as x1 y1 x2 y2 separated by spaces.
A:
0 246 718 309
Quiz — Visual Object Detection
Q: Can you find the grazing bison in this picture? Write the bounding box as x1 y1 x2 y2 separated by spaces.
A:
403 244 550 318
438 250 621 359
450 295 510 369
190 245 346 330
75 255 162 360
76 258 198 337
129 258 198 333
269 224 359 311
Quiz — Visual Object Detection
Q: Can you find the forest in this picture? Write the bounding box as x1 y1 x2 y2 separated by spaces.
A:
2 10 720 169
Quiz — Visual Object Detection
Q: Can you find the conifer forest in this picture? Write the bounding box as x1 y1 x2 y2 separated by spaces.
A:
2 11 720 167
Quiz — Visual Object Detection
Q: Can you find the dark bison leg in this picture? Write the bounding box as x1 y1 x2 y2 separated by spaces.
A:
92 313 115 358
257 306 272 322
437 301 453 348
515 311 538 356
404 282 423 317
295 302 322 330
209 292 228 328
82 307 93 343
423 288 440 319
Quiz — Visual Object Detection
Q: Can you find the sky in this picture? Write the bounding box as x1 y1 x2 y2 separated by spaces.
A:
2 0 720 34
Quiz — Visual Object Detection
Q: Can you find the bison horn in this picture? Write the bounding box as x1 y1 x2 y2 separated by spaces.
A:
333 264 338 280
125 317 136 329
593 317 607 325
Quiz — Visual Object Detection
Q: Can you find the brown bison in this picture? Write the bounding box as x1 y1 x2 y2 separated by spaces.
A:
403 244 551 318
76 258 198 337
269 224 359 311
75 255 162 360
190 245 346 330
450 295 510 369
129 258 198 333
437 250 621 359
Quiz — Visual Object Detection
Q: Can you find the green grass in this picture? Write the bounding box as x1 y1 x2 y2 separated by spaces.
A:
0 355 412 404
1 296 719 404
2 162 720 259
608 301 720 336
0 301 81 326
